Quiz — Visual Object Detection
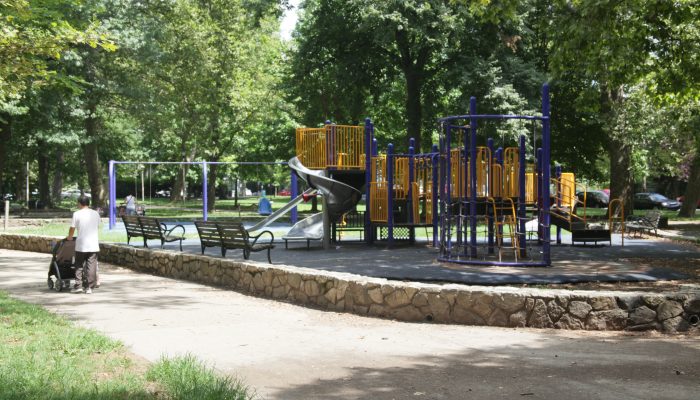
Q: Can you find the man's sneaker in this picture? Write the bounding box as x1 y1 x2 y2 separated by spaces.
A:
71 287 84 294
85 288 93 294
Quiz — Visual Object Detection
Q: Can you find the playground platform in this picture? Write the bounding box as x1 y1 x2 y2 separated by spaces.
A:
107 220 699 285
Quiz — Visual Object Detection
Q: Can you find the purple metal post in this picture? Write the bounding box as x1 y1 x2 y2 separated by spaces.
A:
469 97 478 258
431 144 439 247
439 135 447 252
542 83 551 265
487 137 494 254
387 143 394 246
364 118 372 244
536 148 543 242
408 143 415 243
109 160 115 229
518 135 527 257
444 125 452 256
202 161 208 221
555 164 562 244
290 171 298 224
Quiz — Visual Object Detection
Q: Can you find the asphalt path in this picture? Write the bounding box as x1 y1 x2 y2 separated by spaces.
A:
1 249 698 400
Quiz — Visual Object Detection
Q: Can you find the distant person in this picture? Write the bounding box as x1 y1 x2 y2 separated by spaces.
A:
66 195 101 294
125 193 136 215
258 190 272 215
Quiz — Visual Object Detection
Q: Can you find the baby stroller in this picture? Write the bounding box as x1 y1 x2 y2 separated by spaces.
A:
47 239 76 292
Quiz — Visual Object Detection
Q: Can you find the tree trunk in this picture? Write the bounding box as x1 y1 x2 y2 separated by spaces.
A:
679 154 700 217
52 149 64 206
601 84 634 215
207 162 218 211
83 102 106 207
404 70 423 152
0 113 12 193
37 143 51 209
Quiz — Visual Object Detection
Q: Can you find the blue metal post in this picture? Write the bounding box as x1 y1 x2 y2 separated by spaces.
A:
536 148 543 242
109 160 115 229
555 164 562 244
364 118 372 244
444 125 452 256
487 137 494 254
439 135 447 253
202 161 208 221
469 97 478 258
431 144 439 247
291 171 298 224
542 83 551 265
518 135 527 257
408 142 415 243
387 143 394 246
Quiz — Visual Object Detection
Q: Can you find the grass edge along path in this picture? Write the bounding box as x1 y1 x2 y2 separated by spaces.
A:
0 291 255 400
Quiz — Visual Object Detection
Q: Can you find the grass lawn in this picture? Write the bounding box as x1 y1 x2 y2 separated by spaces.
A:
0 291 254 399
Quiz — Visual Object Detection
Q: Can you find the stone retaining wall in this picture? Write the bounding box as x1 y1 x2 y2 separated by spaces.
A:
2 233 698 334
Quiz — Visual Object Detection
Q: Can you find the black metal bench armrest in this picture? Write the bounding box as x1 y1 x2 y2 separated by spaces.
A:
250 230 274 246
164 224 186 238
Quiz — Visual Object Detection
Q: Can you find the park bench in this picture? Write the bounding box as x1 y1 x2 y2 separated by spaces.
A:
626 210 662 238
194 220 275 263
122 215 185 251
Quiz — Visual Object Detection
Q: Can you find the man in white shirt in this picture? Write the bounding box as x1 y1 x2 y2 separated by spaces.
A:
125 193 136 215
66 195 101 294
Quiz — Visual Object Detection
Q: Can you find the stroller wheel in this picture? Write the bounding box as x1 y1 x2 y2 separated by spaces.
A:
47 277 54 290
53 278 64 292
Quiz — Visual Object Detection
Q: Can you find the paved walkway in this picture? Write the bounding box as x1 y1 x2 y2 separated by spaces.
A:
1 249 698 400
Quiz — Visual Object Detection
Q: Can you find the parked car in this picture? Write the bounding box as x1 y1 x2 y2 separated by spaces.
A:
633 192 681 210
278 188 291 196
61 189 90 199
155 190 171 198
576 190 609 208
677 195 700 208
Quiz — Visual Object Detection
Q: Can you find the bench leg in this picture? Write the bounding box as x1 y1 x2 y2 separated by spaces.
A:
243 249 250 260
222 248 226 257
179 239 182 252
160 240 165 249
143 238 148 248
201 245 205 255
267 248 272 264
127 236 131 245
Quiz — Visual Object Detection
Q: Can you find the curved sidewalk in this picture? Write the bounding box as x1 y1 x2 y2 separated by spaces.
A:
1 249 699 400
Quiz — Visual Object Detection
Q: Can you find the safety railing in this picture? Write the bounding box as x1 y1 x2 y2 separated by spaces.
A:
296 124 365 170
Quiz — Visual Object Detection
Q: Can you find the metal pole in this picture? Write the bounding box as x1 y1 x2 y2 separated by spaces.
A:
141 167 145 203
290 171 298 224
487 137 494 254
555 164 562 244
364 118 372 244
542 83 552 265
26 161 29 207
108 160 115 229
202 161 208 221
469 97 478 258
431 144 439 247
408 142 415 243
387 143 394 247
322 195 330 250
518 135 527 257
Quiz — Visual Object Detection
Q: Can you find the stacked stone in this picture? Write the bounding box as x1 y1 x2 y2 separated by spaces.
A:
1 233 698 334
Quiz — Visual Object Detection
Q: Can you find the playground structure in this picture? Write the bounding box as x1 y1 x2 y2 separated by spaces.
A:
293 84 624 266
107 83 625 267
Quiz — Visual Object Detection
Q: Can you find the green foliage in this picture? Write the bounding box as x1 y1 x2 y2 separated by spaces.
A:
146 355 255 400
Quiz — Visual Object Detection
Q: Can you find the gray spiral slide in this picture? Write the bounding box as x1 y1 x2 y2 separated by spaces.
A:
282 157 362 244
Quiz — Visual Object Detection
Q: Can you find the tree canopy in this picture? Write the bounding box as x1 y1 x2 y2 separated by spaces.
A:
1 0 698 216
